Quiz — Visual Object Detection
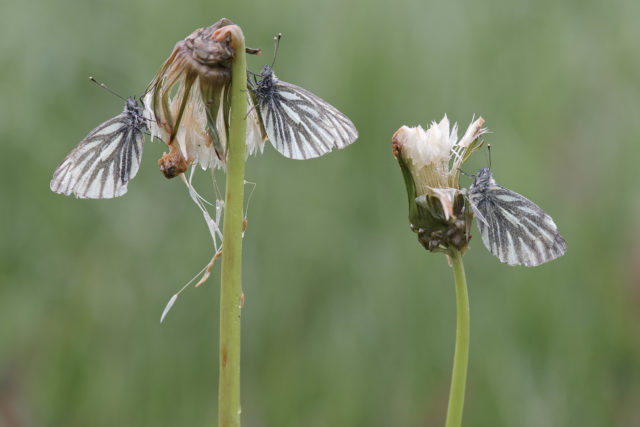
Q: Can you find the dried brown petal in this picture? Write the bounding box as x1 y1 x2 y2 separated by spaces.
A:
158 142 189 179
146 19 238 177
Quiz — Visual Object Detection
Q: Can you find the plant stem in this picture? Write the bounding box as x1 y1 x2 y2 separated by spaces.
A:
217 25 247 427
445 249 470 427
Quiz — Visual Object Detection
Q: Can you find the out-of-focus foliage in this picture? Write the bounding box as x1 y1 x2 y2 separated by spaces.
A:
1 0 639 425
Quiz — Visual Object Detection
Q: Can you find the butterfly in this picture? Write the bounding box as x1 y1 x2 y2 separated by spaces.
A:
250 63 358 159
50 95 147 199
468 168 567 266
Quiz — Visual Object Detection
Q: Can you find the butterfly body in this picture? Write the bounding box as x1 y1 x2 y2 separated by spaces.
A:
468 168 566 267
51 97 147 199
254 65 278 102
252 65 358 159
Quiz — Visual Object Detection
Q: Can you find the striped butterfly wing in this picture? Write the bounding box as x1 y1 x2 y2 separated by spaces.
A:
259 79 358 160
50 99 146 199
469 180 566 267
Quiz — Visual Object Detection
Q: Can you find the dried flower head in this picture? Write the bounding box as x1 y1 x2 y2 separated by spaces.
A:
393 116 487 252
144 18 264 178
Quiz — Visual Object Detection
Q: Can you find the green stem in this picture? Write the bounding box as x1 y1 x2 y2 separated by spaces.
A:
218 26 247 427
445 249 470 427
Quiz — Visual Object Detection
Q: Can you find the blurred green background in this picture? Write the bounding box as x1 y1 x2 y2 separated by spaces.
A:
2 0 639 425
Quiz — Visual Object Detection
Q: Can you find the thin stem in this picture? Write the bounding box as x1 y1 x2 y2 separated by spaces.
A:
445 249 470 427
216 25 247 427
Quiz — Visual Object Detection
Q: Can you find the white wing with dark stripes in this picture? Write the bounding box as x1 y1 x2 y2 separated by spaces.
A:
50 98 146 199
468 169 566 267
256 71 358 160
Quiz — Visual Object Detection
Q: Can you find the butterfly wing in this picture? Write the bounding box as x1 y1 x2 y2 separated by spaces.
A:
258 80 358 159
469 184 566 267
50 111 145 199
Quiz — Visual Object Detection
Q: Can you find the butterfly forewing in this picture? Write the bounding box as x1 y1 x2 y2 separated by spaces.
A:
469 169 566 267
254 66 358 160
50 98 146 199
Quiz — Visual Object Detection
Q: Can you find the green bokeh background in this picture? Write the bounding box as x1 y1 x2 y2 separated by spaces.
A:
2 0 639 425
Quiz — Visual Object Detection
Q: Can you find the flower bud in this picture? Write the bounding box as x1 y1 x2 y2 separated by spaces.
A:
393 116 486 253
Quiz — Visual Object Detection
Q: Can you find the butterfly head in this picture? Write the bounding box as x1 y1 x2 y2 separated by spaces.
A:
471 168 496 191
123 97 147 130
260 65 276 80
124 97 139 112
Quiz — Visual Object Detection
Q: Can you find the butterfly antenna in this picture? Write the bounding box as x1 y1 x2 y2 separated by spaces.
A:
271 33 282 68
487 143 492 170
89 76 126 101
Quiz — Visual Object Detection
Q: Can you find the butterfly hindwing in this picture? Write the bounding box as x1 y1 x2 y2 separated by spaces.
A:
50 98 146 199
469 168 566 267
254 66 358 160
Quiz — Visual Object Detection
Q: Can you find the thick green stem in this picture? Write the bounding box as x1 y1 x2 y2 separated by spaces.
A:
445 249 470 427
218 25 246 427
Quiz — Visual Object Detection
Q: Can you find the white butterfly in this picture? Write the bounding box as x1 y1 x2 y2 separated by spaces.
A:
50 97 147 199
251 65 358 160
468 168 567 266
